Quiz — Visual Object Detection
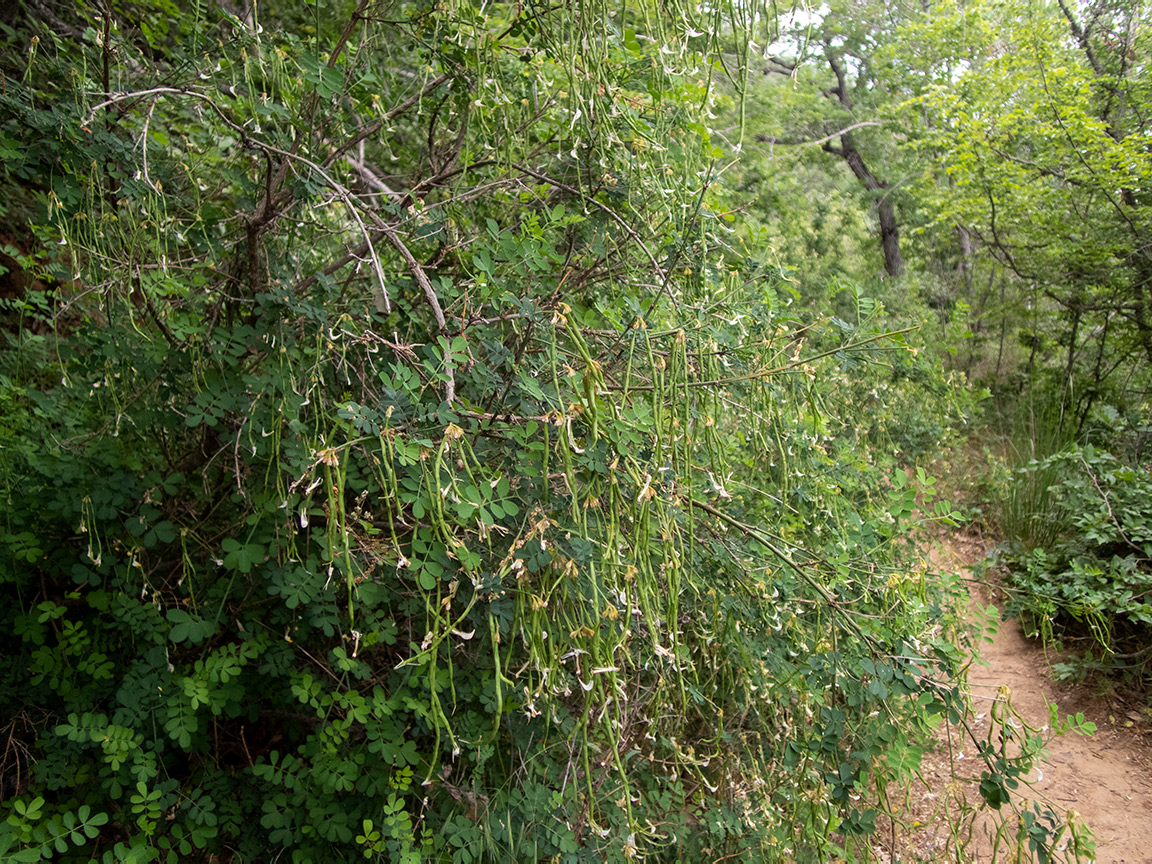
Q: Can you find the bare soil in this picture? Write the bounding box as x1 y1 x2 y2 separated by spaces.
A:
897 534 1152 863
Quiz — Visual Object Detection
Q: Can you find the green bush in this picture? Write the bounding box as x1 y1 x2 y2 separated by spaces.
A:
999 445 1152 687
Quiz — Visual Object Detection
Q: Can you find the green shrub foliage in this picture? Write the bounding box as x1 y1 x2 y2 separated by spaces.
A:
999 442 1152 686
0 1 1002 862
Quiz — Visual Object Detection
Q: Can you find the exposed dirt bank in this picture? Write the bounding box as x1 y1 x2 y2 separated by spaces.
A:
909 535 1152 863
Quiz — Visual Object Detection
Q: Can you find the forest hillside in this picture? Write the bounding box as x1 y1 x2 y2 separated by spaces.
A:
0 0 1147 861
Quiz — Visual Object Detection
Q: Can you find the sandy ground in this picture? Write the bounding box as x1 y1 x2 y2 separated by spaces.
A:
892 535 1152 863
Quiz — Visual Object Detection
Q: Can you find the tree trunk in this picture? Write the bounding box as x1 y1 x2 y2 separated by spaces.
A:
877 196 905 278
824 132 905 277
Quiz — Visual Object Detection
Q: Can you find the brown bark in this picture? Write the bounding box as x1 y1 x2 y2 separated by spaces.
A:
823 132 905 277
822 52 905 278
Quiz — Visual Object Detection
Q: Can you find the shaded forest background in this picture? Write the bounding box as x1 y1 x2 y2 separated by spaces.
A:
0 0 1147 861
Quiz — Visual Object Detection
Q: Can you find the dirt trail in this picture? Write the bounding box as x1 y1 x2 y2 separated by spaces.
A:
921 536 1152 863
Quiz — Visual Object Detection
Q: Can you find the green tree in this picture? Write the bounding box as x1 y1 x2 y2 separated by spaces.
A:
909 0 1152 425
746 0 930 280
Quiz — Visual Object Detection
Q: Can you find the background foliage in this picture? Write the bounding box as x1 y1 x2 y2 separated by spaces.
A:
737 0 1152 705
899 0 1152 696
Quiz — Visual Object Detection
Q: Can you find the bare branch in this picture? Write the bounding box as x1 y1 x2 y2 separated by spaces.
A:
762 56 797 75
344 156 400 197
293 232 385 295
327 0 372 71
380 224 454 404
1056 0 1103 75
756 121 883 149
322 74 452 169
824 50 854 111
83 87 192 124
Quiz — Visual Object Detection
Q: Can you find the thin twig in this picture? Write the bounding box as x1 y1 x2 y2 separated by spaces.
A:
380 223 454 403
293 232 385 295
322 73 452 169
606 326 919 391
344 155 400 197
512 163 670 303
688 496 872 644
1078 453 1142 553
135 267 177 348
757 120 884 149
139 98 158 191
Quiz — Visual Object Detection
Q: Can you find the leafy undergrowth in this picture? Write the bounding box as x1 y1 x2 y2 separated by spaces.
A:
994 440 1152 700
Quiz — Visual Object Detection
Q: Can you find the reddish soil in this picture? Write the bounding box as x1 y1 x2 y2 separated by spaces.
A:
897 535 1152 863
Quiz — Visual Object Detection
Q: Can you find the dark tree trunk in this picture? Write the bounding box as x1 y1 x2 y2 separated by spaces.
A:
877 196 905 278
821 51 905 278
824 132 905 278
